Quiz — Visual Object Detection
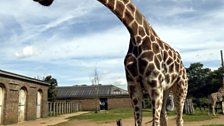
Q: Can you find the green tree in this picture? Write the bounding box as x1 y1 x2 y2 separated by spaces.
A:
186 63 224 98
186 63 224 108
43 75 58 102
186 62 211 98
205 67 223 91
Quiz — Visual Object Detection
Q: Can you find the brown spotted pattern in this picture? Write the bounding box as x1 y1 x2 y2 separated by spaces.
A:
33 0 188 126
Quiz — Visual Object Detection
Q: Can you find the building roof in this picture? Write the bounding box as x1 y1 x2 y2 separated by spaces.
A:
56 85 129 99
0 69 49 86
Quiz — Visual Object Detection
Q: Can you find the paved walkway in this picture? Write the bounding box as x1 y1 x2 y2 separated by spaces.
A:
3 112 88 126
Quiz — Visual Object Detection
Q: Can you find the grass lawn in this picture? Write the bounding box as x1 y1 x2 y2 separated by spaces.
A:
202 124 224 126
68 108 151 122
183 108 217 122
55 108 219 125
183 114 216 122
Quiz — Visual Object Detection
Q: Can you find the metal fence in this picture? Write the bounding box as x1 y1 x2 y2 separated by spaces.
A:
48 102 80 116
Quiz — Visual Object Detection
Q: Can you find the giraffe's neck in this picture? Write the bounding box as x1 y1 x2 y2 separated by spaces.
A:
98 0 158 45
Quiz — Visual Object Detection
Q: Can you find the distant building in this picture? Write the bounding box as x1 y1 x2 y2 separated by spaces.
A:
0 70 49 125
56 85 131 111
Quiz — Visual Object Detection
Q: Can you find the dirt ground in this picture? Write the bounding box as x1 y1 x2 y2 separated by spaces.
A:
60 115 224 126
4 112 224 126
4 112 88 126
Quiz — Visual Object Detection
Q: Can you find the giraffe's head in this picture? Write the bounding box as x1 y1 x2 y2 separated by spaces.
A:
33 0 54 6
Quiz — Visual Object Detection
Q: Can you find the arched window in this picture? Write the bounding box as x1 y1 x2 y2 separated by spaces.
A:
0 84 5 124
36 90 42 118
18 88 27 122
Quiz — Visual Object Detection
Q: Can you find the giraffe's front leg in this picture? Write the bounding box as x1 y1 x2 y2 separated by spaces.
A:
148 88 163 126
128 83 143 126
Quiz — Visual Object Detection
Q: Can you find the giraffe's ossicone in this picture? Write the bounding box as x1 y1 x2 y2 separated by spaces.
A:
33 0 188 126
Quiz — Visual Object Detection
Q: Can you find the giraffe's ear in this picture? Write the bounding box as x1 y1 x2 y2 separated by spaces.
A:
33 0 54 6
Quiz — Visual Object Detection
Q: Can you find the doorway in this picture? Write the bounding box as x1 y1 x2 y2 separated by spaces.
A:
100 98 108 110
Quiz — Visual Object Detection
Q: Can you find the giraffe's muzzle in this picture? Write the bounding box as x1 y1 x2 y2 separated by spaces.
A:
33 0 54 6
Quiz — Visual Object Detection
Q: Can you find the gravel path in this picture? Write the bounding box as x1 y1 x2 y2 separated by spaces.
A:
4 112 88 126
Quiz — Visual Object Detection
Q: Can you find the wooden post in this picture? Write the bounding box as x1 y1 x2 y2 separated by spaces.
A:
48 102 51 116
221 50 223 68
58 102 60 115
49 102 52 116
53 102 56 116
69 102 71 113
76 103 81 111
116 119 122 126
62 102 64 114
72 102 74 112
73 102 75 112
220 50 224 114
221 50 224 87
68 102 70 113
66 102 68 113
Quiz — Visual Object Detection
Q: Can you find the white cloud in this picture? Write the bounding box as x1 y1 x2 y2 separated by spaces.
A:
15 46 35 58
27 26 129 62
153 14 224 65
164 6 195 17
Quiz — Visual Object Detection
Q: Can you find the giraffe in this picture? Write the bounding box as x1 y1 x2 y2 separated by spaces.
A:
208 92 223 116
33 0 188 126
208 87 224 116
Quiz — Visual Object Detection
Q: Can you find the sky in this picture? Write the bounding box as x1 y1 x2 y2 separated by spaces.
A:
0 0 224 89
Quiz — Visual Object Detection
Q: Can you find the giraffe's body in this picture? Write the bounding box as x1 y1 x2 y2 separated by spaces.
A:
33 0 188 126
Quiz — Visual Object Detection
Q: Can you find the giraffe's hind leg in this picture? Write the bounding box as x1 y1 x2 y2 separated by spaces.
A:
172 80 188 126
128 82 143 126
160 90 170 126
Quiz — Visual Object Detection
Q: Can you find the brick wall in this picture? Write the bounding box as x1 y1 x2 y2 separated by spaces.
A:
79 99 99 111
0 75 48 125
64 97 132 111
108 97 132 109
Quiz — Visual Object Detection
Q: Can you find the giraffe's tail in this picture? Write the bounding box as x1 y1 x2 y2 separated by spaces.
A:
145 119 153 126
